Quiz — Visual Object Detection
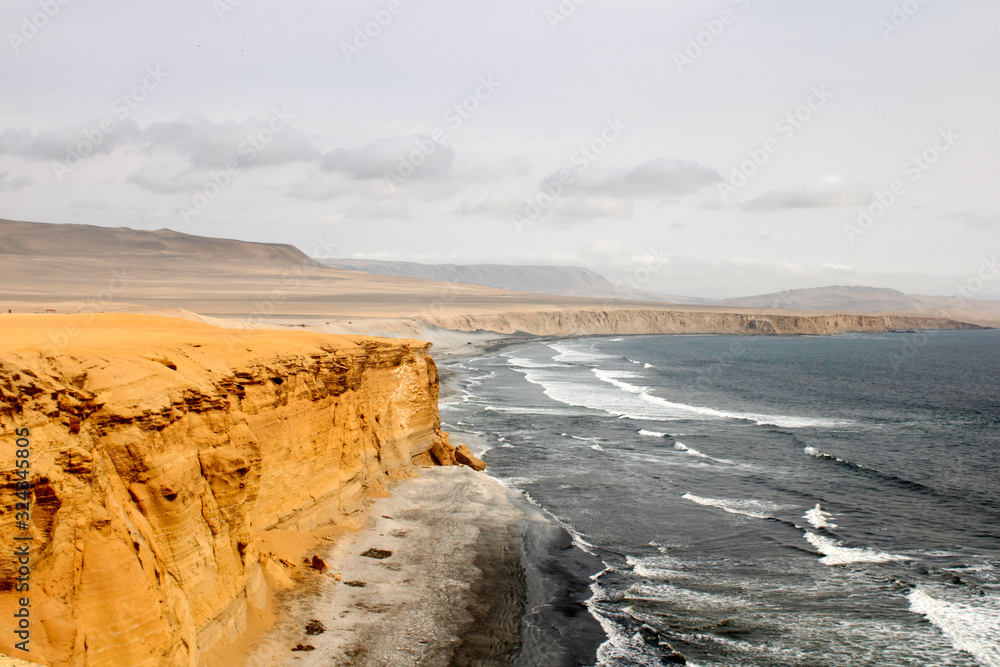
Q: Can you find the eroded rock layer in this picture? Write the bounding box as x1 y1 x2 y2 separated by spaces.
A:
0 315 447 666
428 308 982 336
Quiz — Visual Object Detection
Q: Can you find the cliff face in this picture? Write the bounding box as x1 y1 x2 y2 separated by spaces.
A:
427 308 983 337
0 315 448 666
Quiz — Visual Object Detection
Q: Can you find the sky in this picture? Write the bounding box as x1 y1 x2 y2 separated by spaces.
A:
1 0 998 299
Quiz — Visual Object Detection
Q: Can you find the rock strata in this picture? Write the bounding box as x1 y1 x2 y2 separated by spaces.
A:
0 314 459 666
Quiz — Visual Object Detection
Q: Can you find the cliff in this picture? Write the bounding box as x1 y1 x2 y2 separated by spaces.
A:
424 308 983 337
0 314 455 666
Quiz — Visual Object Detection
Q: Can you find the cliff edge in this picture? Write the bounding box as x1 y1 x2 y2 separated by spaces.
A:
0 314 455 666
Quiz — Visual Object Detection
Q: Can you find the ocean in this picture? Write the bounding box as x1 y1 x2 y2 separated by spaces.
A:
440 330 1000 667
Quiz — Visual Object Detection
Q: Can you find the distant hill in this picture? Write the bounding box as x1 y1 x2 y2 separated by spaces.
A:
718 286 924 312
0 218 319 269
719 285 1000 326
318 258 703 304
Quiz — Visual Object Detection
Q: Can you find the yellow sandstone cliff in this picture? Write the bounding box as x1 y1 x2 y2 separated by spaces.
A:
426 308 981 337
0 314 455 666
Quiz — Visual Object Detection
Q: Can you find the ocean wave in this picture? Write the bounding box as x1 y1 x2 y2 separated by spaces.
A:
625 582 739 609
804 447 937 493
590 581 669 667
908 588 1000 666
505 356 571 369
627 553 687 574
593 369 850 428
681 492 791 520
674 441 711 459
803 532 911 566
482 404 590 416
549 342 616 364
804 503 839 530
638 429 668 438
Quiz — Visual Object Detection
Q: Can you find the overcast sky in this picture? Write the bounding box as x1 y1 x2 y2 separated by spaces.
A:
1 0 997 299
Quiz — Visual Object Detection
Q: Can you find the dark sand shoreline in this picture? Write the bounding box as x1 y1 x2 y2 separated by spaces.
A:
246 466 527 666
244 418 607 667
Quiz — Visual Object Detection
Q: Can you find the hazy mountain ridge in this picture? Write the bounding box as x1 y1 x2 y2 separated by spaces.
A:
719 285 1000 325
318 257 702 303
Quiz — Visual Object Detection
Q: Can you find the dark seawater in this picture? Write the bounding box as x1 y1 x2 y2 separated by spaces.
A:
441 330 1000 667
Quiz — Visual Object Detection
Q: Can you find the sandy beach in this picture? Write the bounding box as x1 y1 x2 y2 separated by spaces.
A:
245 465 526 666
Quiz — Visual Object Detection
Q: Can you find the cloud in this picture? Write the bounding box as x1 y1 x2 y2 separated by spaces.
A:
0 170 33 191
142 111 320 169
0 121 141 161
740 175 871 211
320 135 454 181
623 158 723 196
555 158 722 199
938 212 1000 228
127 161 212 194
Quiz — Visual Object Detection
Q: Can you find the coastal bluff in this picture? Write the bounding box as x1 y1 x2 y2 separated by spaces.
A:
0 314 458 666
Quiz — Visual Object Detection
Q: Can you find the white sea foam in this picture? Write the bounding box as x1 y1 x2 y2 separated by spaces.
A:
591 581 680 667
682 493 790 520
626 554 686 579
638 429 668 438
591 444 605 451
549 342 615 364
626 582 744 611
505 356 570 369
592 369 850 428
483 404 587 416
803 532 911 566
804 446 846 461
908 588 1000 666
804 503 838 530
674 442 710 459
643 363 654 369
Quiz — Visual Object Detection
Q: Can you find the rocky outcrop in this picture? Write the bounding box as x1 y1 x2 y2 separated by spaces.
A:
427 308 983 337
0 315 456 666
454 444 486 472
